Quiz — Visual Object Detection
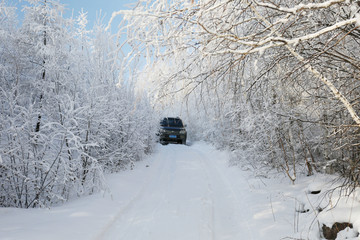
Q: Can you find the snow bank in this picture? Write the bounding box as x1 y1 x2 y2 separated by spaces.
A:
317 188 360 236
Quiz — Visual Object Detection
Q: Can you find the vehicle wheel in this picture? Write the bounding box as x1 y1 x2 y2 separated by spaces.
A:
182 140 186 145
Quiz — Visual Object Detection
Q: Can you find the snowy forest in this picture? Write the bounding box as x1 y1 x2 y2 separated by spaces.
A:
1 0 360 210
0 0 156 208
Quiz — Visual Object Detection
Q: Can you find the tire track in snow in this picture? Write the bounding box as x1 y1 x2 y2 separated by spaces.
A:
198 145 255 240
194 150 216 240
113 147 177 240
93 149 172 240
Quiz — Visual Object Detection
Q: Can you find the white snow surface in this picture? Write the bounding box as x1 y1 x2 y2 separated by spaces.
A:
1 142 359 240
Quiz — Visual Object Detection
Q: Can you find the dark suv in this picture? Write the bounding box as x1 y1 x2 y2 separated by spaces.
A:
159 117 187 145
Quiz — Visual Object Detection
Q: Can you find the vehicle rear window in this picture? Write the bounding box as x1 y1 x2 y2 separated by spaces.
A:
161 118 184 127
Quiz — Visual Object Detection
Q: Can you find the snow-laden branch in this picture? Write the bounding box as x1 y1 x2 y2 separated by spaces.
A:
199 16 357 58
203 17 357 47
254 0 347 14
108 0 360 127
106 1 199 32
248 1 360 126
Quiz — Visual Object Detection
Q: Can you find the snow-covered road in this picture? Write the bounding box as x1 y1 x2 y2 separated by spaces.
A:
0 142 303 240
96 143 255 240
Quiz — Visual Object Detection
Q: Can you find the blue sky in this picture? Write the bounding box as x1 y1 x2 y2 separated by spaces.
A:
60 0 136 29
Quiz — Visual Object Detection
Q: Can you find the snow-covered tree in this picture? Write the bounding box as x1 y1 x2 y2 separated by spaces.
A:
110 0 360 184
0 0 156 208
